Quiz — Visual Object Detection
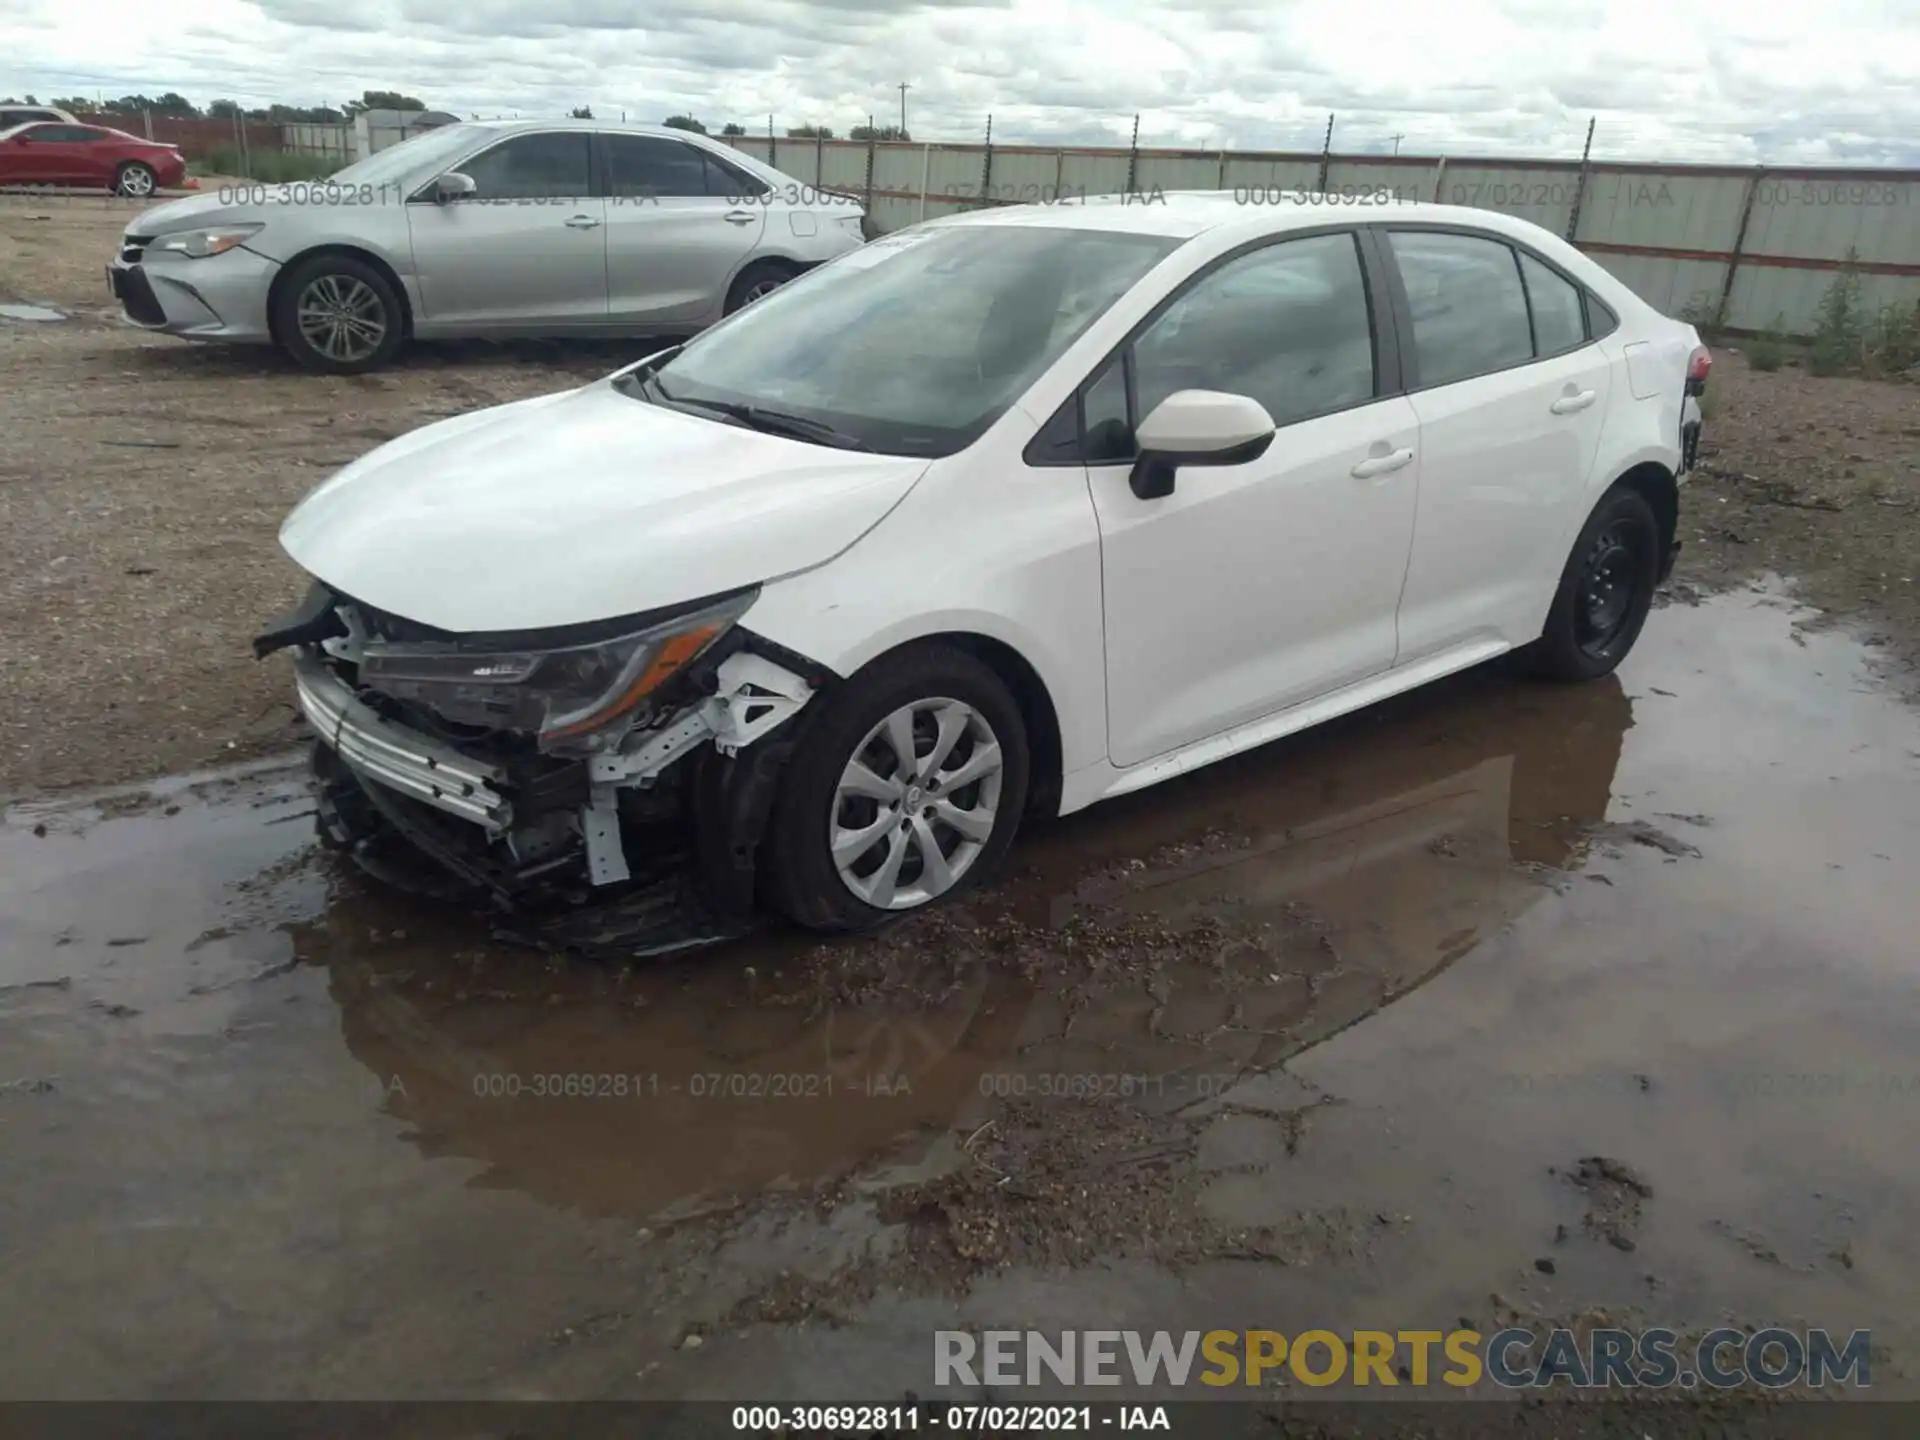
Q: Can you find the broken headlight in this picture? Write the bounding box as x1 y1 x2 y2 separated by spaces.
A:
357 592 755 755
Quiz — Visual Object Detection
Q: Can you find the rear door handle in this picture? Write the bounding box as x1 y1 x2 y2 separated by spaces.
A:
1351 447 1415 480
1550 389 1597 414
723 210 757 225
564 213 601 230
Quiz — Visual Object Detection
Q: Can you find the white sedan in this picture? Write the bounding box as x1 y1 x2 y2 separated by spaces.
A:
257 193 1708 947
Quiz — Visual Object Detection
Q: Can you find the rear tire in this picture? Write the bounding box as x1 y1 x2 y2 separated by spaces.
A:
723 260 797 316
1521 485 1661 681
113 162 157 198
761 644 1030 932
272 253 405 375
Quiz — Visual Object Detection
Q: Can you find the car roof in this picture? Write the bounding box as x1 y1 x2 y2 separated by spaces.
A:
463 118 733 143
925 191 1561 242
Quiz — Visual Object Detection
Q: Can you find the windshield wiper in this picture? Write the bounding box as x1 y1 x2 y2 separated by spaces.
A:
647 388 871 451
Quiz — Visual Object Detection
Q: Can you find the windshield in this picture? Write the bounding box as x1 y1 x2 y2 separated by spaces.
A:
326 124 487 188
649 224 1182 457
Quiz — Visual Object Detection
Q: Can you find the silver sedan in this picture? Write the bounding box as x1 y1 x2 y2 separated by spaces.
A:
107 120 868 373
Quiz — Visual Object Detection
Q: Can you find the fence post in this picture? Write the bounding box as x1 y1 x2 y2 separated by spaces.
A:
1217 149 1227 191
767 114 776 171
815 129 824 188
1316 113 1334 193
920 142 933 221
142 106 153 140
1124 113 1140 195
864 116 876 219
1054 148 1065 202
1564 116 1596 242
979 114 994 207
1715 168 1763 331
1432 155 1448 203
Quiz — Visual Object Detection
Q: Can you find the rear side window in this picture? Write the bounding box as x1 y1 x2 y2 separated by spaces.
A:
459 132 591 200
1389 230 1533 387
603 135 713 198
1518 251 1585 356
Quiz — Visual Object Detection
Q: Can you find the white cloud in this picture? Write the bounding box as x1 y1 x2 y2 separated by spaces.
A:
2 0 1916 163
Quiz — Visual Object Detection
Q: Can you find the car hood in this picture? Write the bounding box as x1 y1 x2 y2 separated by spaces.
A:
279 381 931 633
129 189 397 235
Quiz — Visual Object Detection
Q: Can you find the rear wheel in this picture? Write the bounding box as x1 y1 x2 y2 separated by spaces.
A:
761 644 1030 932
724 260 797 315
1522 485 1661 681
273 254 404 374
113 162 156 198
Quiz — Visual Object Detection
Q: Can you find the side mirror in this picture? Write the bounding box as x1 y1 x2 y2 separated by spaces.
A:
1129 389 1276 500
433 170 477 203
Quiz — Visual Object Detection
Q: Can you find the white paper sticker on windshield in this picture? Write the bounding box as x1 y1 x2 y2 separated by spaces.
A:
831 229 936 269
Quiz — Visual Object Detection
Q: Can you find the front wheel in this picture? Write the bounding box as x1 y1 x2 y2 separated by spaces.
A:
760 644 1031 932
1521 485 1661 681
114 162 157 198
272 254 404 374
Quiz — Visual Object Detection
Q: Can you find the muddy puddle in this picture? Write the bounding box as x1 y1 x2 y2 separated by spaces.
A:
4 581 1918 1399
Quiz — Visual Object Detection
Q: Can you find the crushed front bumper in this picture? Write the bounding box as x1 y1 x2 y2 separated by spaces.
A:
293 652 511 831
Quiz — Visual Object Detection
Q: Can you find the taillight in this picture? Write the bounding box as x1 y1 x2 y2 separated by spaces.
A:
1685 346 1711 395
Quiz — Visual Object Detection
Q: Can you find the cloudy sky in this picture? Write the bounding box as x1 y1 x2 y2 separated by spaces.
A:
4 0 1917 164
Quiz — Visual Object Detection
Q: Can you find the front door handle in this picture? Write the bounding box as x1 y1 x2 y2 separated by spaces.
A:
723 210 757 225
1351 447 1415 480
564 213 601 230
1550 388 1597 415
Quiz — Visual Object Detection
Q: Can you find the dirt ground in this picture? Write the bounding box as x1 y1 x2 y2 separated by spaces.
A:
3 192 1920 801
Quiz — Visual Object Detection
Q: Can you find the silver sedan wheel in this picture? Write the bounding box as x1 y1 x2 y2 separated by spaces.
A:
830 696 1005 911
296 275 387 364
741 276 785 304
116 165 155 198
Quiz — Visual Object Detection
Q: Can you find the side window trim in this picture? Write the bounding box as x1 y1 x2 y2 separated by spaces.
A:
1023 225 1389 469
409 128 592 204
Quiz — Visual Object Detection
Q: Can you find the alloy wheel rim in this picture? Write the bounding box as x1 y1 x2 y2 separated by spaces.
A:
296 275 387 363
1575 521 1642 656
830 697 1004 910
744 278 783 303
119 167 154 197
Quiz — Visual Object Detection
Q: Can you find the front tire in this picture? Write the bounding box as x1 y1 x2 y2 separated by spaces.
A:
272 254 404 374
761 644 1031 932
1522 485 1661 681
114 162 157 198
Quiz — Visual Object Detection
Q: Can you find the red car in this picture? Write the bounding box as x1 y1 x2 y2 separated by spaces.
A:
0 121 187 198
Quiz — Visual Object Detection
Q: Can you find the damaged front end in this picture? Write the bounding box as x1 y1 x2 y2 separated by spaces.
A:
255 581 824 955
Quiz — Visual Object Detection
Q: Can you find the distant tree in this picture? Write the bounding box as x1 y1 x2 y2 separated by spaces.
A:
49 95 95 112
263 102 346 123
849 123 910 141
787 123 834 139
152 92 198 116
662 113 707 134
569 105 594 119
719 121 746 136
207 98 244 119
345 90 426 116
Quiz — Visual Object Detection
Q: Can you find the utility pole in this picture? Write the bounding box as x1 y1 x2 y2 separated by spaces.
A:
897 81 910 137
1389 132 1404 155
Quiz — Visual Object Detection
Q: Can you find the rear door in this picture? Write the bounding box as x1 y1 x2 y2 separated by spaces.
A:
1381 227 1612 663
598 134 765 327
404 130 609 329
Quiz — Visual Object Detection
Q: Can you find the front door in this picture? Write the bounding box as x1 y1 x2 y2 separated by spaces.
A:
1088 230 1422 769
598 134 765 327
405 130 608 328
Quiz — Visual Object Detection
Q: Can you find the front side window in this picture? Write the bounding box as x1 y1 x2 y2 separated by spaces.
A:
1389 230 1533 387
648 225 1181 457
457 132 591 200
1131 231 1377 434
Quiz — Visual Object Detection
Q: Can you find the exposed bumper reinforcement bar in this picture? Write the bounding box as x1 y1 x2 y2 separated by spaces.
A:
293 651 511 831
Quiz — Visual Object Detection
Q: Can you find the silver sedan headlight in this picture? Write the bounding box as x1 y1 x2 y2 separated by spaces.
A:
357 592 756 755
150 224 265 258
